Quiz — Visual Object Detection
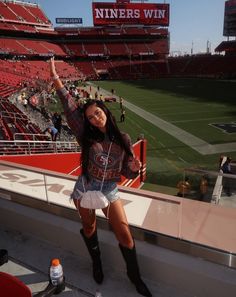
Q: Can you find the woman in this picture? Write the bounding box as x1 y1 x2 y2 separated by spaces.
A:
50 57 152 297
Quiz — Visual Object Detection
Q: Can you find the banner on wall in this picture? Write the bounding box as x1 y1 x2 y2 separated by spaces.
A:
92 2 169 26
56 18 83 24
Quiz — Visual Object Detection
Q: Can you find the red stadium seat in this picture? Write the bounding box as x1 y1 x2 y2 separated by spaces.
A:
0 272 32 297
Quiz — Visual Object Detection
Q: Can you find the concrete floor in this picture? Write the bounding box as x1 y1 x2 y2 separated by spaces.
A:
0 227 192 297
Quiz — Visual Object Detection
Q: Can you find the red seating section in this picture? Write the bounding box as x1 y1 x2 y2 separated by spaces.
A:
7 2 38 23
105 42 129 56
83 43 105 56
0 1 51 26
167 54 236 78
27 4 51 24
0 38 67 56
0 59 81 83
126 42 151 55
0 99 38 141
0 1 18 21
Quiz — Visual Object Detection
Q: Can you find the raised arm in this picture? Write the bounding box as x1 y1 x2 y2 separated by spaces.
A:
49 57 84 142
50 56 64 90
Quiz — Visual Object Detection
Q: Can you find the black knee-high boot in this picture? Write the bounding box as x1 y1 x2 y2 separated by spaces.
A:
119 244 152 297
80 229 104 284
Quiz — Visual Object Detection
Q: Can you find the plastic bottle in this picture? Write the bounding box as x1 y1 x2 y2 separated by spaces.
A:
95 289 102 297
49 258 64 286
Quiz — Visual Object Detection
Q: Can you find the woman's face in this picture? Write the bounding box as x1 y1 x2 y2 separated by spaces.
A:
85 104 107 132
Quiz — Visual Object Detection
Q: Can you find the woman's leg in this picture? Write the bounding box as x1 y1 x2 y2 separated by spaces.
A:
73 199 104 284
103 199 152 297
102 199 133 248
73 198 96 237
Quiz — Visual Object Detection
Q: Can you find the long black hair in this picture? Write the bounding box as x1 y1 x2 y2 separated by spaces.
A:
81 99 133 178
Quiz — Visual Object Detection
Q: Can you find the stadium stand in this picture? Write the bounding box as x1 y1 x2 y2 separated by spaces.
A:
0 0 51 26
61 43 85 56
0 38 67 56
7 2 39 23
126 42 151 55
105 42 129 56
0 0 235 149
0 1 19 21
83 42 106 56
123 26 147 35
216 40 236 54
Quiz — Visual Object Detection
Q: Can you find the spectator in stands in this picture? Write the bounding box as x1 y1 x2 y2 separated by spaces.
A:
44 126 58 141
137 134 144 141
50 57 152 297
218 155 224 170
40 106 50 119
17 93 22 104
22 98 28 110
177 177 191 197
221 157 233 196
199 175 209 201
21 91 26 100
52 112 62 139
119 96 124 109
120 108 126 122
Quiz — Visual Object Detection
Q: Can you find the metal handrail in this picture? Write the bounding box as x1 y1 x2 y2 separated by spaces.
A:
13 133 47 141
184 166 236 204
0 139 80 155
0 111 26 121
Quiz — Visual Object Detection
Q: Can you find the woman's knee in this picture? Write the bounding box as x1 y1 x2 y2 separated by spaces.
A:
81 216 96 237
82 224 96 238
73 199 96 236
119 237 134 249
116 229 134 249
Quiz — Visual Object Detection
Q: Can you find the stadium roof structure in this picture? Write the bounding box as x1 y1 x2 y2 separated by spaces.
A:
215 40 236 53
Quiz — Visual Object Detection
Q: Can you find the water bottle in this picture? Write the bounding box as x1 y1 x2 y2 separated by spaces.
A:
95 289 102 297
49 258 64 286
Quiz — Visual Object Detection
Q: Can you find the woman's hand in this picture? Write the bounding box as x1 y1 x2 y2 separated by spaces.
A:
129 157 141 172
50 57 57 78
49 57 63 89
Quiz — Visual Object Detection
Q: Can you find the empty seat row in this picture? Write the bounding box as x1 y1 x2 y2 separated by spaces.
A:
0 1 50 25
0 38 67 56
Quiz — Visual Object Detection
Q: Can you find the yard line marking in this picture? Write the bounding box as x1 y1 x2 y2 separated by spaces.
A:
149 134 156 141
128 117 159 149
178 157 188 164
167 149 175 154
165 158 180 170
171 116 232 124
159 142 166 148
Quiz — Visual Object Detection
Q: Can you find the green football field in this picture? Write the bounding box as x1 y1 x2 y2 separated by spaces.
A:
95 78 236 189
